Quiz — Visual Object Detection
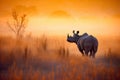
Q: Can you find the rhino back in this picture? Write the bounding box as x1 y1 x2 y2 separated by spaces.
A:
82 35 98 50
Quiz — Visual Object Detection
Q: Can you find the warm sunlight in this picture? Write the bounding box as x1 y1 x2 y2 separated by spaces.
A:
27 16 120 37
0 0 120 37
0 0 120 80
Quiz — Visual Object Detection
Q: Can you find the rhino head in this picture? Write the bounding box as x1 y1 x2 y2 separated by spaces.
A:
67 30 80 43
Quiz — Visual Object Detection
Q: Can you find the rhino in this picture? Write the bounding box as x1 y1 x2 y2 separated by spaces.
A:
67 30 98 58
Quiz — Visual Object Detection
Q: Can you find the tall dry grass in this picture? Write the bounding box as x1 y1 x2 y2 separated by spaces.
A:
0 35 120 80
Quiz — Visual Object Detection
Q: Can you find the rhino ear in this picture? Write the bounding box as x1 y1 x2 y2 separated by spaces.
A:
77 31 79 34
67 34 69 38
73 30 75 34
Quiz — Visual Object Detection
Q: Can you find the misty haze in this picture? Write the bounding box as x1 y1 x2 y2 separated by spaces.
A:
0 0 120 80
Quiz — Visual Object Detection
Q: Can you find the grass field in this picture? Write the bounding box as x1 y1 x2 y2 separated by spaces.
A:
0 35 120 80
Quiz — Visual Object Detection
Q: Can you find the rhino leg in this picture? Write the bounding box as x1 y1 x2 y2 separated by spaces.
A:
90 50 93 57
92 52 95 58
78 46 84 56
84 50 89 56
81 51 84 56
89 50 95 58
80 50 84 56
92 45 97 58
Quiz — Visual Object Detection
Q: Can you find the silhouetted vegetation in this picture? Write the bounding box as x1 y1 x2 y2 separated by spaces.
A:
0 35 120 80
41 34 48 51
7 10 27 39
58 45 69 58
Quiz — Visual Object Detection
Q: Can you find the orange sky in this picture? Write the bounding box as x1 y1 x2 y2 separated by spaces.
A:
0 0 120 36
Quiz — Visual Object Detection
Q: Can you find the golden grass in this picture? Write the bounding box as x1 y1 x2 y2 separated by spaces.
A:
0 35 120 80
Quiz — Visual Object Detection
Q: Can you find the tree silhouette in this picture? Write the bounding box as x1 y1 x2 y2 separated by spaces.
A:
7 10 27 39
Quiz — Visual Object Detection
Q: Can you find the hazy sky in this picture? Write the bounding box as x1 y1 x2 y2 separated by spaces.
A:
0 0 120 36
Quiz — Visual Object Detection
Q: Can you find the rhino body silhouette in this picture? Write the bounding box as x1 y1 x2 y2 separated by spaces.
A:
67 30 98 58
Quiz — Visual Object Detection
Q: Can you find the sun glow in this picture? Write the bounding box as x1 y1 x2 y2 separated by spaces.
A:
27 15 120 37
0 0 119 37
27 16 76 36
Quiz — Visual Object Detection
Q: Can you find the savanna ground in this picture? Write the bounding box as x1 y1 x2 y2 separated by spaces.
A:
0 35 120 80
